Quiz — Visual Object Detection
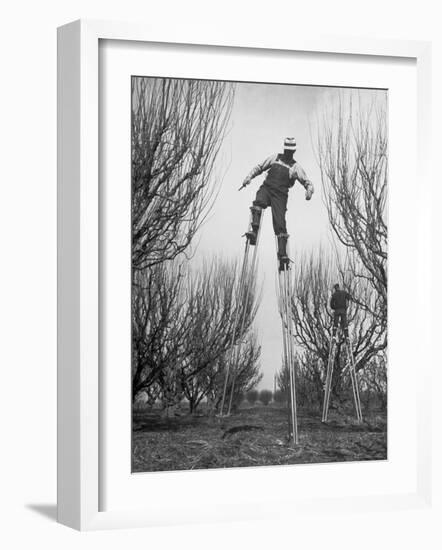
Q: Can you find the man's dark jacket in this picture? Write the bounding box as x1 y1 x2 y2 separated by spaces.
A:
330 289 351 312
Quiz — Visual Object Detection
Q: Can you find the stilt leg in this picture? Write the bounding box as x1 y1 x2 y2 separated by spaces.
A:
345 336 363 423
225 213 264 416
277 271 291 437
322 335 335 423
276 235 298 445
219 239 250 417
284 268 298 444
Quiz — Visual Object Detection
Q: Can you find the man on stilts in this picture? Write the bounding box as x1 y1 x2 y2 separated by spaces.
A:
237 137 314 443
238 137 314 269
330 283 353 342
323 283 363 423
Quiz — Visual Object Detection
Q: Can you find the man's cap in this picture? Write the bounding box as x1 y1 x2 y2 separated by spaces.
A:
284 137 297 151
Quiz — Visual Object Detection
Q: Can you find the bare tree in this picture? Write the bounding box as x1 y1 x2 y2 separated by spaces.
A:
132 77 235 270
273 390 285 404
246 390 259 406
225 334 263 411
296 352 325 409
275 352 316 406
259 389 273 406
131 263 190 401
133 383 161 410
359 352 387 410
198 332 263 414
131 256 261 407
276 357 291 402
287 250 386 408
292 250 386 375
178 257 260 409
317 94 387 308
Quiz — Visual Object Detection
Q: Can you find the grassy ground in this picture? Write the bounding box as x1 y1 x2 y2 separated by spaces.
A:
132 404 387 472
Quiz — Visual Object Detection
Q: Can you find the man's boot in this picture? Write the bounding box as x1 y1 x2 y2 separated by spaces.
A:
246 206 262 246
276 233 290 271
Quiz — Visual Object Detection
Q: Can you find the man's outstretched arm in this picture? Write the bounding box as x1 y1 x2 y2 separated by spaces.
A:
292 164 314 200
347 291 364 308
239 155 277 190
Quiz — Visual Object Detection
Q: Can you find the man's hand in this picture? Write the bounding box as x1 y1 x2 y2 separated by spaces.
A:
305 185 314 201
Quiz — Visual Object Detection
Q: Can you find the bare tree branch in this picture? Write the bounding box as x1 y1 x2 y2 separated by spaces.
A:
132 77 235 270
290 250 386 388
131 256 261 407
316 93 387 314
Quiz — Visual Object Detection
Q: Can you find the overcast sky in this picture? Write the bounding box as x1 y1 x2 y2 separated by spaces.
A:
191 82 387 390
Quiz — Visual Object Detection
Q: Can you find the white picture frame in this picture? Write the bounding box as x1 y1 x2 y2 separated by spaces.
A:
57 19 432 531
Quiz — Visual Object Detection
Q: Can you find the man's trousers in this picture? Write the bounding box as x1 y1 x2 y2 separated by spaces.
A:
253 184 288 235
332 310 349 337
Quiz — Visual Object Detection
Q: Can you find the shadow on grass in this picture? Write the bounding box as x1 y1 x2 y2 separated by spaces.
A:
133 415 205 433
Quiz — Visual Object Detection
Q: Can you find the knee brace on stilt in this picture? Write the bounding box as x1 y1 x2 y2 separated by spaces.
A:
250 206 262 232
246 206 263 245
276 233 289 257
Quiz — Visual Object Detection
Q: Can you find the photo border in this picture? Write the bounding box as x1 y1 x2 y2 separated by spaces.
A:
57 19 432 530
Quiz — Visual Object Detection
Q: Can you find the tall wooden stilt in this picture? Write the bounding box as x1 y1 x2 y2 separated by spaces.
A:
322 328 363 423
276 236 298 445
220 210 263 417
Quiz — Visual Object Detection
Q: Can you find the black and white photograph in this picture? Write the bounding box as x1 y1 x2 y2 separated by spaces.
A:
3 0 439 543
131 76 388 473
